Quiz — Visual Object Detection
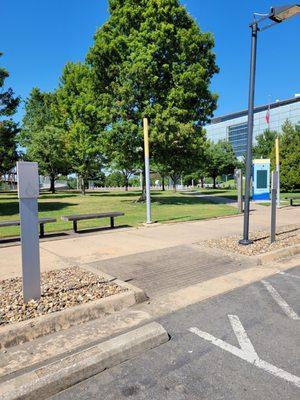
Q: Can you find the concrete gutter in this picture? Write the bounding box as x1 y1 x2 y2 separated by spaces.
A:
0 270 148 350
0 322 169 400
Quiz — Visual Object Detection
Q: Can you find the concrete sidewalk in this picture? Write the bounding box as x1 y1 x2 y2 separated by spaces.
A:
0 203 298 280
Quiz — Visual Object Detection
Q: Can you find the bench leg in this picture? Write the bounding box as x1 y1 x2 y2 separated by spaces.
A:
110 217 115 229
39 224 44 238
73 221 78 233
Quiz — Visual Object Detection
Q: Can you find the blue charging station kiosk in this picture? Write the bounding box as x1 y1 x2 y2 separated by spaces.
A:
252 159 270 201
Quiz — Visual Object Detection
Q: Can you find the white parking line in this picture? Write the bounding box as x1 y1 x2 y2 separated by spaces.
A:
278 271 300 280
189 315 300 388
262 280 299 320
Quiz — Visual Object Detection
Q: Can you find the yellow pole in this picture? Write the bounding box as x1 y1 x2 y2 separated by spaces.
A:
275 137 280 208
143 118 149 158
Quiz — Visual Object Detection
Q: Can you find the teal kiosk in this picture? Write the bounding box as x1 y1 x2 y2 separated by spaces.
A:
252 159 270 201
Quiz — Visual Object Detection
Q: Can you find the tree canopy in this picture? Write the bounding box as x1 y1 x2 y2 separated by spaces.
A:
205 140 237 188
20 88 69 192
253 129 277 159
87 0 218 190
0 53 20 176
271 121 300 191
57 62 104 194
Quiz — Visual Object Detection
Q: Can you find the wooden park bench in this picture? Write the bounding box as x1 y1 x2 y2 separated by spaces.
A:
61 212 125 233
0 217 57 238
285 196 300 206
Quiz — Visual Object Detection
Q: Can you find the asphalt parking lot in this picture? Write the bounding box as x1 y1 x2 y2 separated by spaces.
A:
52 266 300 400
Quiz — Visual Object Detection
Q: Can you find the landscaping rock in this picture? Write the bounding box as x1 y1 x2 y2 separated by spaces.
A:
0 267 126 326
202 224 300 256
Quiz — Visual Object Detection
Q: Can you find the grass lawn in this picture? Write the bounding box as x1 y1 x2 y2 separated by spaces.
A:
0 189 238 238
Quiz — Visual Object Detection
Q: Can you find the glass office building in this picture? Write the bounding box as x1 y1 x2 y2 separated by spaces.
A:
205 96 300 158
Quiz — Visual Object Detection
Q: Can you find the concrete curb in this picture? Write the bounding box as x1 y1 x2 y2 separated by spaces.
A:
0 267 148 350
81 265 149 304
257 243 300 265
196 242 300 267
0 322 169 400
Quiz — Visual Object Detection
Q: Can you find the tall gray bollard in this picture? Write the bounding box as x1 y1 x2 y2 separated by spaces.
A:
17 162 41 302
271 171 278 244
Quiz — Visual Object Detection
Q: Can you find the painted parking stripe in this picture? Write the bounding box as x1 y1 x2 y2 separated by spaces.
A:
262 280 299 320
278 271 300 280
189 315 300 388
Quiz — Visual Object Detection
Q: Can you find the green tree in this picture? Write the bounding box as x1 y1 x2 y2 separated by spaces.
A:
25 126 69 193
271 121 300 191
205 140 237 189
253 129 277 159
87 0 218 196
105 171 127 188
57 62 104 194
20 88 67 193
0 53 20 176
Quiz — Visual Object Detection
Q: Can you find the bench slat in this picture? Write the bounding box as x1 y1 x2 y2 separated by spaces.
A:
61 212 124 222
0 218 56 228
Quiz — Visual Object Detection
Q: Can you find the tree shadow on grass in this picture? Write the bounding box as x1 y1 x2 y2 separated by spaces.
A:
151 196 218 206
157 215 192 223
0 201 77 217
88 191 163 198
40 193 79 200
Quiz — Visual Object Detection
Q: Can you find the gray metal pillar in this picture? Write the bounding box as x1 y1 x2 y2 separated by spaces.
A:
143 117 152 224
240 23 258 245
17 162 41 302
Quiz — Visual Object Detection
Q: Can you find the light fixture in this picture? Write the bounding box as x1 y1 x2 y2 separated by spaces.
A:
269 4 300 23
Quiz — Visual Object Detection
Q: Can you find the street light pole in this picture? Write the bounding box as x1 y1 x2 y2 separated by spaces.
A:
239 4 300 245
239 22 258 245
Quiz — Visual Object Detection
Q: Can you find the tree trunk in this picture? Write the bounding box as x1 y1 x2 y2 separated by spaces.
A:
200 176 204 189
213 176 216 189
162 176 165 191
124 176 129 191
170 176 178 192
81 177 86 195
50 175 55 194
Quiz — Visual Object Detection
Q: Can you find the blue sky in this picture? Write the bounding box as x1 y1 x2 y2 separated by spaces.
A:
1 0 300 123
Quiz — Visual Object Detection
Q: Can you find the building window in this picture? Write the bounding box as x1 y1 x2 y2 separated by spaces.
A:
228 123 248 157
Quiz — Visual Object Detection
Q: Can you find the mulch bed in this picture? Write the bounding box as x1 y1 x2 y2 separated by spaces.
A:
0 267 126 326
202 225 300 257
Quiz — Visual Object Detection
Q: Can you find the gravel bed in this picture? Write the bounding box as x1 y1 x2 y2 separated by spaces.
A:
202 225 300 256
0 267 126 326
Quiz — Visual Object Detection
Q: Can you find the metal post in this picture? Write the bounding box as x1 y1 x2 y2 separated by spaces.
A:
143 117 152 224
17 162 41 303
236 169 243 214
239 23 258 245
275 137 281 208
271 171 278 243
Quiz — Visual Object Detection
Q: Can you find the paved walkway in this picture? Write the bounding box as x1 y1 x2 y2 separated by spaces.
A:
0 203 298 280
